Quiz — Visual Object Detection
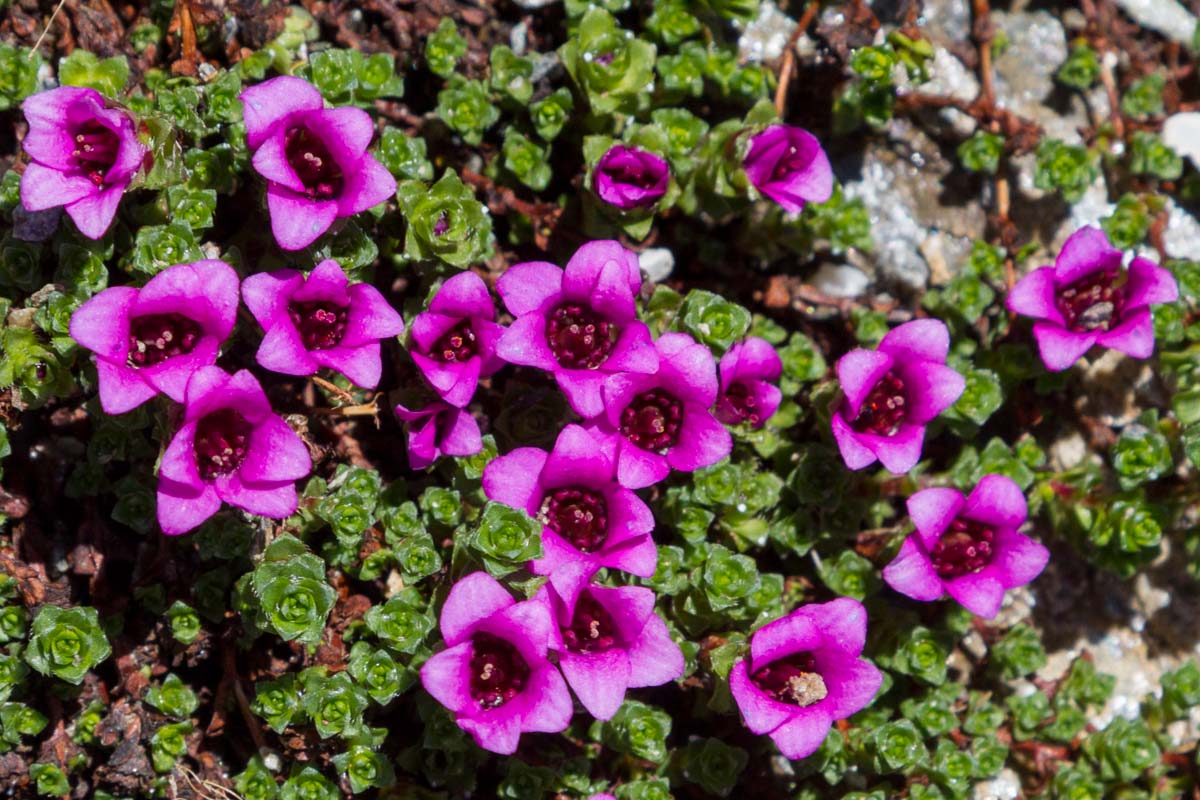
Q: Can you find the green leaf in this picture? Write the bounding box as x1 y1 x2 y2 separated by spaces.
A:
59 50 130 96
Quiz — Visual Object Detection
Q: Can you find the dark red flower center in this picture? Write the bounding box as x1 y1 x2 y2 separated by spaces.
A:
770 143 810 183
929 517 996 579
595 51 616 67
546 304 616 370
288 300 348 351
1055 268 1125 332
539 487 608 552
750 651 828 707
127 313 202 368
723 382 761 426
285 126 344 201
851 371 908 436
430 319 477 363
608 161 656 189
194 408 252 481
469 632 530 710
72 120 120 186
562 592 620 654
620 389 683 452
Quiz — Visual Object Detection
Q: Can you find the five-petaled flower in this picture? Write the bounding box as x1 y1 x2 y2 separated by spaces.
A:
743 124 834 215
20 87 148 239
69 260 239 414
730 598 882 761
483 424 658 611
156 366 312 535
239 76 397 251
714 336 783 429
882 474 1049 618
539 583 684 720
410 270 505 408
1006 226 1179 372
420 572 572 754
831 319 966 475
242 258 404 388
592 332 732 489
394 398 482 470
496 240 659 419
594 144 670 210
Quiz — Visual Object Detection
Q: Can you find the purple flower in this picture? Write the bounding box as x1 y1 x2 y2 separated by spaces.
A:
19 87 148 239
594 144 670 210
394 399 482 470
743 124 834 215
714 336 783 429
495 240 659 419
591 332 732 489
69 260 239 414
156 367 312 535
239 76 397 251
242 259 404 389
410 271 505 408
831 319 965 475
729 598 882 761
483 425 658 611
1006 226 1179 372
539 583 684 721
419 572 573 754
882 475 1049 618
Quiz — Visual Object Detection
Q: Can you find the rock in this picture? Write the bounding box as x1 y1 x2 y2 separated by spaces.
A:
810 263 870 298
1113 0 1198 45
840 119 987 292
510 21 529 55
737 1 798 62
992 11 1087 144
638 247 675 284
916 0 972 45
511 0 559 8
1164 199 1200 261
973 768 1021 800
898 49 980 136
1163 112 1200 169
11 205 62 243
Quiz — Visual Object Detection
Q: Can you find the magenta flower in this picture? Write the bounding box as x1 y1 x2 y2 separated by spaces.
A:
594 144 670 210
714 336 783 429
831 319 965 475
591 332 732 489
69 260 239 414
394 399 482 470
410 271 505 408
156 367 311 535
420 572 573 754
882 475 1049 618
729 598 882 761
496 240 659 418
242 259 403 389
239 76 397 251
539 583 684 721
19 87 147 239
1006 226 1179 372
743 124 833 214
483 425 658 611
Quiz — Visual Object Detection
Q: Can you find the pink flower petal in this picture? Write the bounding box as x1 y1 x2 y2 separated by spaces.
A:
242 269 304 329
70 286 136 361
878 318 950 364
482 447 548 515
1054 226 1121 286
882 536 944 602
312 343 384 388
496 312 558 371
836 349 893 418
991 529 1050 589
241 416 311 483
497 261 563 316
20 162 96 211
240 76 325 150
830 413 879 471
906 487 965 547
64 183 125 239
666 407 732 473
625 614 685 688
440 572 514 646
430 271 494 320
419 641 477 715
1031 322 1097 371
1125 256 1179 309
559 649 629 720
616 439 669 489
729 661 795 734
1096 308 1155 359
266 184 338 251
800 597 868 654
769 706 834 760
156 477 222 536
944 571 1006 618
1006 266 1063 325
962 474 1026 529
214 473 298 518
749 611 822 672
